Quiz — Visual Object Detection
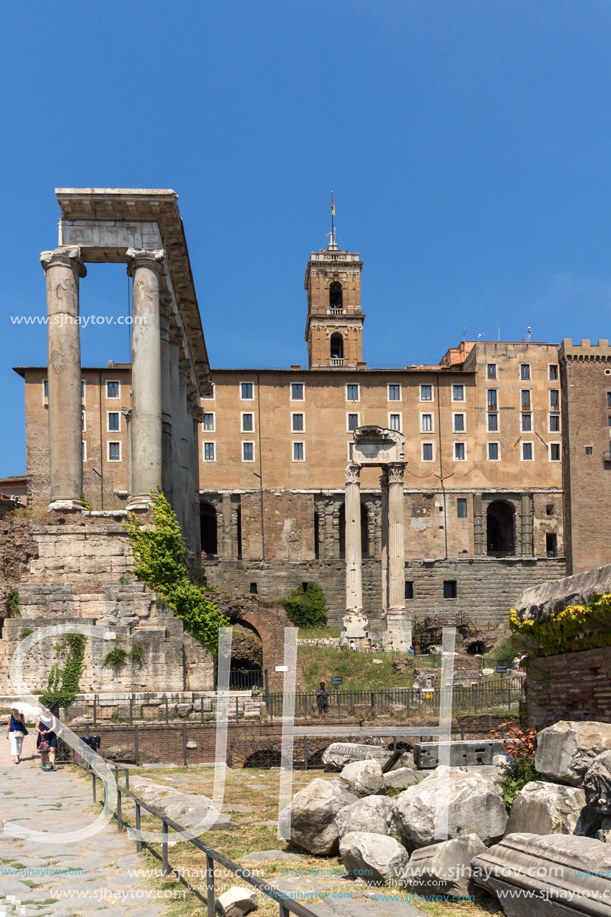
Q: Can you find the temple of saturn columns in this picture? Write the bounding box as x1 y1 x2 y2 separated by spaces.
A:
342 425 412 651
42 188 211 556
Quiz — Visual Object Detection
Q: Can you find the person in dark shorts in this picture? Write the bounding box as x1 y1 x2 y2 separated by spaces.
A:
36 708 58 771
316 682 329 719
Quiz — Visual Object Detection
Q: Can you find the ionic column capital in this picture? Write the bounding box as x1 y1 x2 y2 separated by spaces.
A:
346 463 361 485
40 246 87 278
125 248 165 276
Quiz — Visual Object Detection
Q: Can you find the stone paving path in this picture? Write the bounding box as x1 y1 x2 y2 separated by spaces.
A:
0 733 168 917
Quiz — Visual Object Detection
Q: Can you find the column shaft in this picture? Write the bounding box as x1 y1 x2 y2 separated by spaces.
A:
126 249 165 509
345 464 362 612
380 471 389 612
160 305 173 507
388 463 406 611
168 333 183 527
192 408 202 557
41 247 86 510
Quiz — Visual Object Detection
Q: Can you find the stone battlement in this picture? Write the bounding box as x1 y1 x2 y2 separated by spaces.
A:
560 338 611 361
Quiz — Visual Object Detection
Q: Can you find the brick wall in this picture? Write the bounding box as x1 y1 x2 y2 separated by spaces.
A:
526 645 611 727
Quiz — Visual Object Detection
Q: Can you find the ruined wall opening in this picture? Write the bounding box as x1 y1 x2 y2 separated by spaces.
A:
546 533 558 557
361 503 370 558
486 501 515 556
339 503 345 559
200 502 218 558
330 333 344 360
236 506 242 560
329 281 343 310
229 622 263 689
314 511 320 559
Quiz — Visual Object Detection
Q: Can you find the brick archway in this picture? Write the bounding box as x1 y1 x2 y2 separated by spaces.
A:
213 594 306 691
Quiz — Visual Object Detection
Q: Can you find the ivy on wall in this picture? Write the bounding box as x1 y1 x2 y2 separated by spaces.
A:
103 641 145 668
123 491 229 658
41 633 86 709
509 592 611 656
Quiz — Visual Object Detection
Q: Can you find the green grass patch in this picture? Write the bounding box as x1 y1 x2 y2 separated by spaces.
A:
298 644 415 692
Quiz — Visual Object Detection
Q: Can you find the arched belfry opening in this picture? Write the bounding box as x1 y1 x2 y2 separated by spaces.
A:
329 281 343 310
487 501 515 556
330 333 344 360
200 502 218 558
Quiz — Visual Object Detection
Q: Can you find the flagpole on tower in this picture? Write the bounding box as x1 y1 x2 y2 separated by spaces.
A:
331 192 335 244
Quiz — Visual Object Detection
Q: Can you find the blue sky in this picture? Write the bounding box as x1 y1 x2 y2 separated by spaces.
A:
2 0 611 476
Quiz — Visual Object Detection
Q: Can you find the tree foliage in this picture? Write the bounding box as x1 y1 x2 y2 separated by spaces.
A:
123 491 228 658
282 581 328 629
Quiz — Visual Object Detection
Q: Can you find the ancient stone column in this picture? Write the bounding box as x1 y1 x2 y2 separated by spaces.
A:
159 300 173 507
168 328 183 527
178 366 190 542
192 404 203 557
221 493 233 559
126 248 165 510
185 398 196 555
40 246 87 510
387 462 406 612
473 493 484 555
380 470 389 612
345 464 363 613
521 493 533 556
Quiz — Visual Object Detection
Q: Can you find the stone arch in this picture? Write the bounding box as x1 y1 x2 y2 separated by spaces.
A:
330 333 344 360
487 500 515 556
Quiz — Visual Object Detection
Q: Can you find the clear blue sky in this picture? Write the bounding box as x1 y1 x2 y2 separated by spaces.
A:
2 0 611 476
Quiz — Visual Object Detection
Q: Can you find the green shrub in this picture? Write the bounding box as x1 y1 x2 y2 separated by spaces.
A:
283 581 328 629
123 490 228 658
7 589 20 617
19 628 34 640
103 647 128 668
40 632 86 709
494 633 537 666
498 758 543 814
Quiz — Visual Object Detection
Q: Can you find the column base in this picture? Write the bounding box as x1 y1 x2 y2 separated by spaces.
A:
379 609 412 652
341 610 369 643
48 499 87 512
126 494 154 512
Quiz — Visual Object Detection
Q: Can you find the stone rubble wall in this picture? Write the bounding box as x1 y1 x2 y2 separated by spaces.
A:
0 519 214 696
526 645 611 728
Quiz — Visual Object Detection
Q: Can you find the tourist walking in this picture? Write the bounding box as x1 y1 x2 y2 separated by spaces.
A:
316 682 329 719
6 707 27 764
36 708 58 771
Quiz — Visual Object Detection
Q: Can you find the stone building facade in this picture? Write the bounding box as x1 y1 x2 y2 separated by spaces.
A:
560 339 611 575
16 233 567 627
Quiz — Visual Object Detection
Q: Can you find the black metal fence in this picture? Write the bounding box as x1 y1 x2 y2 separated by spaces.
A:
229 668 263 690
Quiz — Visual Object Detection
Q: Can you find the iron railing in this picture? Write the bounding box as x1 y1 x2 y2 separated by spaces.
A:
72 747 320 917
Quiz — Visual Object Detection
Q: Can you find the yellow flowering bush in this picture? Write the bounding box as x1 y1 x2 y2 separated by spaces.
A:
509 593 611 656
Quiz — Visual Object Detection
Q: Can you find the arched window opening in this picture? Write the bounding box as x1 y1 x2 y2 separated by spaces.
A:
229 623 263 689
361 503 369 558
329 281 343 310
200 502 218 558
486 501 515 556
330 333 344 360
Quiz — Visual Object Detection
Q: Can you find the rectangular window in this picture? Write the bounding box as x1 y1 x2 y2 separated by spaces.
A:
241 382 254 400
487 389 497 409
204 442 215 461
242 442 254 462
348 413 359 432
108 442 120 462
293 442 305 462
454 442 466 461
203 413 215 431
488 413 498 432
549 415 560 432
520 364 531 381
522 413 532 432
487 364 497 380
348 442 354 461
452 384 464 401
82 411 86 432
388 384 401 401
488 442 499 461
521 390 531 410
291 383 304 400
421 413 433 432
522 442 533 461
107 380 119 398
607 393 611 408
550 390 559 411
420 384 432 401
108 412 120 432
453 413 465 432
457 497 467 518
43 379 48 399
549 365 558 381
422 442 433 462
586 445 593 455
292 413 304 432
242 413 254 432
389 413 401 431
443 580 457 599
549 443 561 461
81 380 85 402
346 383 359 401
203 383 215 400
82 441 87 462
404 581 414 600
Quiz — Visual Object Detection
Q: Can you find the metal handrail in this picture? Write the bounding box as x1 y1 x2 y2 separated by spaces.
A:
75 749 319 917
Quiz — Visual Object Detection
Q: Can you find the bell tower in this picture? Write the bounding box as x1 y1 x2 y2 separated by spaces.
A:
304 225 365 369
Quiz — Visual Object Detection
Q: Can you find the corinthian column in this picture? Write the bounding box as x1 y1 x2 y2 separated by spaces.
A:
387 462 406 612
345 464 362 613
40 246 87 510
126 248 165 510
380 470 389 613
